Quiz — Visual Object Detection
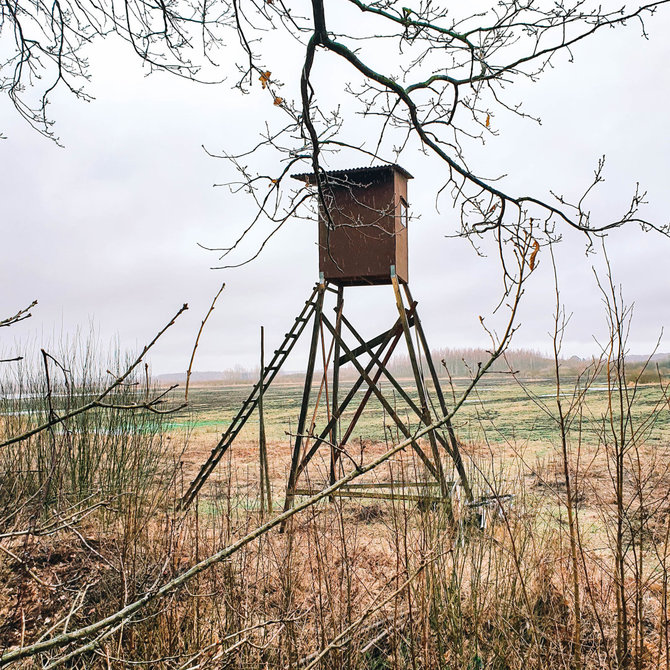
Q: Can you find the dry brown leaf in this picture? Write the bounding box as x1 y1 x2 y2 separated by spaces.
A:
529 239 540 270
259 71 271 89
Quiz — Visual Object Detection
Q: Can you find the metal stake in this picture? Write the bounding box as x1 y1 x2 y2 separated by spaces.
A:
259 326 272 514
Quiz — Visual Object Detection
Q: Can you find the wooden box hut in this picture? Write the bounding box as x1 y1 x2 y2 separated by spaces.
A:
293 164 412 286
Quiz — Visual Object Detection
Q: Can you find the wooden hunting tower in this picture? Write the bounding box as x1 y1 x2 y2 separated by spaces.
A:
182 161 476 521
292 165 413 286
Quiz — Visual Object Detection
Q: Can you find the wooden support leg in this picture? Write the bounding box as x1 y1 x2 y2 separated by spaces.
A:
391 275 449 501
402 283 473 502
339 311 465 496
337 319 408 447
280 287 325 529
329 285 344 487
339 311 423 417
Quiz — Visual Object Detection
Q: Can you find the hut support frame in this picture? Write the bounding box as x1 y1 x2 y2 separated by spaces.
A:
181 280 471 516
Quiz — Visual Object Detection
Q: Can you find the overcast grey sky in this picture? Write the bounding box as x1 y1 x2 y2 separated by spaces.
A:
2 7 670 376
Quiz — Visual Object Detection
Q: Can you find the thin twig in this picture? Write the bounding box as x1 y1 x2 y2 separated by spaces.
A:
185 282 225 402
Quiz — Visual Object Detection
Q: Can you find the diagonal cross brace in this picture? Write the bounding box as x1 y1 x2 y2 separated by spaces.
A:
340 308 465 482
321 314 440 480
292 318 405 487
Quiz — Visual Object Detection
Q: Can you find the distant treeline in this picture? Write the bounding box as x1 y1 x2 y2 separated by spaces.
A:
370 347 557 380
158 349 670 385
337 347 670 381
157 366 259 385
383 347 670 380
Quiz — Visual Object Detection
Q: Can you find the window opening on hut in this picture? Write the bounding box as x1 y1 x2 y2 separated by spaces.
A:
399 198 408 228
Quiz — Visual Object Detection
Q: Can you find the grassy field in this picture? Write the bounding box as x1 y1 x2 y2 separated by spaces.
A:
169 373 670 451
164 373 670 526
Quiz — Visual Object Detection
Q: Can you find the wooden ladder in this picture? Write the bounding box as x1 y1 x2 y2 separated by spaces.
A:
180 285 321 509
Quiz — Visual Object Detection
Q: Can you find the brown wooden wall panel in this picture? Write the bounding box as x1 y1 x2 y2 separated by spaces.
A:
293 165 412 286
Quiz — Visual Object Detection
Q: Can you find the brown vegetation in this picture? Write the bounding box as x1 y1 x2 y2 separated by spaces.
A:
2 361 670 668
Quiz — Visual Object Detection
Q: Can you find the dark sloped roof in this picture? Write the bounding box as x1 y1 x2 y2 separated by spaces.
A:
291 163 413 184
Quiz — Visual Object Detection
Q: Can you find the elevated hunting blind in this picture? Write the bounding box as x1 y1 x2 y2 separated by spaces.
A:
182 163 475 525
292 164 412 285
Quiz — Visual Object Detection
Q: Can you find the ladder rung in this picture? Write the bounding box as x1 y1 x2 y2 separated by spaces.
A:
229 415 246 427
